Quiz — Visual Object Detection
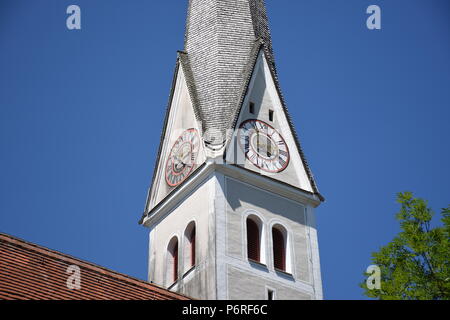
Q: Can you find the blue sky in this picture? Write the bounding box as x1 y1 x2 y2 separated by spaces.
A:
0 0 449 300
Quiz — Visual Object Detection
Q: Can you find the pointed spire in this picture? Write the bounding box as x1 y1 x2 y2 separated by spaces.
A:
183 0 275 148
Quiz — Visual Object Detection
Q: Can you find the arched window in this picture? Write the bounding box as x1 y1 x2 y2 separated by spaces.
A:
272 226 286 272
184 222 196 270
247 217 261 262
167 237 179 285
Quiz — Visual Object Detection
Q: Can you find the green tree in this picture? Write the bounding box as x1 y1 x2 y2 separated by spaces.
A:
362 192 450 300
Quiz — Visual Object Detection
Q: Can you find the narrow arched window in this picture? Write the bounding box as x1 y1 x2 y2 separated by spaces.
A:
167 237 179 284
185 223 196 269
247 218 260 262
272 226 286 272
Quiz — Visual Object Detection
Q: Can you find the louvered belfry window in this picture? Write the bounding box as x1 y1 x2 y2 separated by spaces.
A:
247 218 260 262
173 241 179 282
189 226 196 268
169 240 179 283
272 227 286 271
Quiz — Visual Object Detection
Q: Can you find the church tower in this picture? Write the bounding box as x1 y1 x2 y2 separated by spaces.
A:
139 0 324 300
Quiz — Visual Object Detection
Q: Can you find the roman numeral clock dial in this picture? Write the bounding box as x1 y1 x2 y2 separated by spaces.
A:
239 119 290 173
165 129 200 187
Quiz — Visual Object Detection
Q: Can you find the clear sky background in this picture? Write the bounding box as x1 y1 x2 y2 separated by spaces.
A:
0 0 449 300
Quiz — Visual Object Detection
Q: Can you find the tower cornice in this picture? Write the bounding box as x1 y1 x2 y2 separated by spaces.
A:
140 162 321 228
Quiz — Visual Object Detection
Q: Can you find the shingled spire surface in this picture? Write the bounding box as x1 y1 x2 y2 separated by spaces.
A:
184 0 275 147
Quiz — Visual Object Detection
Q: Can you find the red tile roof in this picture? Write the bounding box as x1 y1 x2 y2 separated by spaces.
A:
0 233 189 300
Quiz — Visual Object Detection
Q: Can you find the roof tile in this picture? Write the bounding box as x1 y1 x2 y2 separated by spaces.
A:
0 233 189 300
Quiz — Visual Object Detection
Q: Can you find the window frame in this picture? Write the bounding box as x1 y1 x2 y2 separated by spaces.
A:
245 213 267 266
246 218 261 263
184 221 197 273
272 226 286 272
271 223 292 275
167 236 179 286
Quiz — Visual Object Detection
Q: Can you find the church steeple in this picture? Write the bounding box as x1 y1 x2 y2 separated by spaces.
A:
141 1 324 301
143 0 322 213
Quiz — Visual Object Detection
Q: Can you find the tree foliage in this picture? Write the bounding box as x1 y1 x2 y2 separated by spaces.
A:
362 192 450 300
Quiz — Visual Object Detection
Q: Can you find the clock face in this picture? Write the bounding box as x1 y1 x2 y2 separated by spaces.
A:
165 128 200 187
239 119 290 173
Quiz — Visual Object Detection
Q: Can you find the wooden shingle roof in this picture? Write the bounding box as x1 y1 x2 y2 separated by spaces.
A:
183 0 275 148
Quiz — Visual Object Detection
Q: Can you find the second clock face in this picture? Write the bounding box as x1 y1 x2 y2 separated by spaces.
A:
239 119 290 173
165 128 200 187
